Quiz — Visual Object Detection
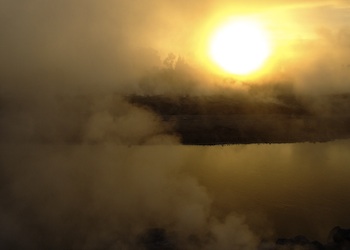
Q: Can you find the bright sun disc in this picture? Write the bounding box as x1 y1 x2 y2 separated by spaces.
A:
209 19 271 75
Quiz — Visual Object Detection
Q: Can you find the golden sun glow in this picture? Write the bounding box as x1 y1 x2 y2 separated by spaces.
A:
209 19 272 75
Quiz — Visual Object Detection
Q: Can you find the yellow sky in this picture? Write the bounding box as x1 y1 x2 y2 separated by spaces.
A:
1 0 350 93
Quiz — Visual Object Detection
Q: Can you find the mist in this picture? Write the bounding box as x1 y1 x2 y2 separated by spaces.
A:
2 141 350 248
1 0 350 249
2 0 350 96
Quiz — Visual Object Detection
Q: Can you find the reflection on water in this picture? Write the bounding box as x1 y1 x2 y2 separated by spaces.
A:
184 139 350 240
1 140 350 247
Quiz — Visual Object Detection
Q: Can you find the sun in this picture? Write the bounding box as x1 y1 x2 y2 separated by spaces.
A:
209 18 272 75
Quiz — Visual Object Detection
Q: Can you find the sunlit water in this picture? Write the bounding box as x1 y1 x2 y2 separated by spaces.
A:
1 139 350 246
183 139 350 240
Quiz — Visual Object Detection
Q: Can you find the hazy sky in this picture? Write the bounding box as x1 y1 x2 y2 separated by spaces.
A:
1 0 350 94
1 1 350 249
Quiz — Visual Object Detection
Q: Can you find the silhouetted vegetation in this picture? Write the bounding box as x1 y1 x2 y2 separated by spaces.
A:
129 92 350 145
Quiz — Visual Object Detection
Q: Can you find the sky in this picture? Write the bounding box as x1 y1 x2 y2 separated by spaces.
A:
1 0 350 94
1 0 350 249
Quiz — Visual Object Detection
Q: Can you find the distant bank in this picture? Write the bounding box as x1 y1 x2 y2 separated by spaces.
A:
129 94 350 145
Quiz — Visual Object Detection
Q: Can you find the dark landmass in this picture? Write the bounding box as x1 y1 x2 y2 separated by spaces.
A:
273 227 350 250
129 93 350 145
137 226 350 250
1 89 350 145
